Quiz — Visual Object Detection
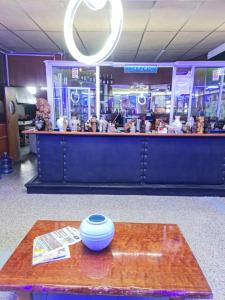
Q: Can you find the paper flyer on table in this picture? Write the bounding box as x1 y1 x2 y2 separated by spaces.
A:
32 226 81 265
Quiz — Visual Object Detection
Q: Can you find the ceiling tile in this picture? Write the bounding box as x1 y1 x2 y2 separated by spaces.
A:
17 0 67 31
139 32 176 51
0 29 33 50
116 32 142 52
153 1 200 10
135 50 159 62
47 31 87 54
148 9 187 32
111 51 136 62
122 1 154 31
195 32 225 50
181 49 208 60
74 2 110 31
167 32 209 50
157 50 186 62
15 30 59 51
216 23 225 32
182 1 225 31
78 31 109 54
0 0 39 30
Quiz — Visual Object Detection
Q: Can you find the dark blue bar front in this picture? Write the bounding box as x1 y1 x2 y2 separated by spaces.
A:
35 134 225 185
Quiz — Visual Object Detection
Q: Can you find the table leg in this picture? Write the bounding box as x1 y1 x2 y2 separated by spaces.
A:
16 291 33 300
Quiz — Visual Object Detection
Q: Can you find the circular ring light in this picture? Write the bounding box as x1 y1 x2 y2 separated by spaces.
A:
84 0 107 10
137 95 146 106
64 0 123 65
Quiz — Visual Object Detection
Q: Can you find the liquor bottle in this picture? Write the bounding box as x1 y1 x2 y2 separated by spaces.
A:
110 74 113 85
106 74 109 85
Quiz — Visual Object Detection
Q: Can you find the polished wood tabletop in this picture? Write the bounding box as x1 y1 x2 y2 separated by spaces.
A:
0 220 212 299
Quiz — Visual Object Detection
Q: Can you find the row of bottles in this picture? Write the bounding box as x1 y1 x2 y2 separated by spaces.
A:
100 74 113 85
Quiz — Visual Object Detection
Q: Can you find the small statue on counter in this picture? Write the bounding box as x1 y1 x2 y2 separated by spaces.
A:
99 116 108 132
214 119 225 130
155 118 168 133
145 120 151 133
140 115 146 133
196 116 204 134
35 115 45 131
204 117 211 133
57 116 68 132
182 122 191 133
172 116 183 134
124 122 130 133
36 98 51 131
107 122 117 133
90 115 97 132
130 121 136 133
69 114 80 131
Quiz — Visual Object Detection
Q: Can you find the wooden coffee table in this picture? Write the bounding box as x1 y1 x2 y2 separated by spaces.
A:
0 220 212 300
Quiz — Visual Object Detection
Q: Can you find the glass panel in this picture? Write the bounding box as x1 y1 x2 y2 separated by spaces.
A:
173 67 192 122
219 70 225 120
52 66 96 127
99 66 172 130
191 68 220 120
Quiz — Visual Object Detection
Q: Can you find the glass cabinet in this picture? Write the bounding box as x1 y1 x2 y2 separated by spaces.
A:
46 61 97 128
45 61 225 130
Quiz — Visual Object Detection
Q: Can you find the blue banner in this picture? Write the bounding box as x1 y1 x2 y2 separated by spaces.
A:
124 65 158 73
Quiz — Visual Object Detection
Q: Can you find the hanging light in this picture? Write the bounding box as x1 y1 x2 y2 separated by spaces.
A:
64 0 123 65
84 0 107 10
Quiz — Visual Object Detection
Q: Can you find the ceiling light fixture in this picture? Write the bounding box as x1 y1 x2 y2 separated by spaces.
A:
64 0 123 65
84 0 107 10
26 86 37 95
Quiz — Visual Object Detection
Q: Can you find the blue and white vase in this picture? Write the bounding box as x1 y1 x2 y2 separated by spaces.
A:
80 214 114 251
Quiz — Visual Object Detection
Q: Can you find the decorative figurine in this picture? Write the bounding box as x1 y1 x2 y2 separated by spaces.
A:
124 122 130 133
36 98 51 131
34 115 45 131
130 121 136 133
196 116 204 134
107 122 117 133
145 120 151 133
91 115 97 132
99 116 108 132
172 116 183 134
57 116 68 131
140 115 146 133
69 115 80 131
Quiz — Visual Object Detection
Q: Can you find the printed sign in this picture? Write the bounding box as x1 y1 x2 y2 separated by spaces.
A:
124 65 158 73
72 68 79 79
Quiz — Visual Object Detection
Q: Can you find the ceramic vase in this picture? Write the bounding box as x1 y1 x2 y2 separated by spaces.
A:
57 116 68 131
69 117 80 131
80 214 114 251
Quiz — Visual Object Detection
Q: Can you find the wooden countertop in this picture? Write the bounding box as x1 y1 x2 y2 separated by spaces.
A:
0 220 212 299
22 129 225 137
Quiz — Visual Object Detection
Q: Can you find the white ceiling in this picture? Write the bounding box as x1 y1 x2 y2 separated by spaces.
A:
0 0 225 62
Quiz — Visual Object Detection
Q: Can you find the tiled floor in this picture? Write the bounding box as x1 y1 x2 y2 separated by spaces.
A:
0 156 225 300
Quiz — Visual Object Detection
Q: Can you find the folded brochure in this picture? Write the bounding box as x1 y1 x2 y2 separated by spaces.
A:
32 226 81 265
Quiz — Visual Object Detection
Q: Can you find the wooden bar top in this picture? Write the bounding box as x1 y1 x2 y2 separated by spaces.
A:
0 220 212 299
22 129 225 137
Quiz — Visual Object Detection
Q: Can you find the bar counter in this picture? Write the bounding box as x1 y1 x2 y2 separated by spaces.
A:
23 130 225 195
